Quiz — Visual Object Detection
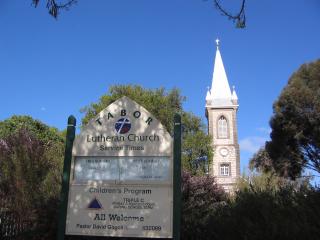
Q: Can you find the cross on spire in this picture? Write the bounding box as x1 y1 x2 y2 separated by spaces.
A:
216 38 220 48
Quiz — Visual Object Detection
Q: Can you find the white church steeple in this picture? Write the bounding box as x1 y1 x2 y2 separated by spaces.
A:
205 39 240 193
207 39 235 107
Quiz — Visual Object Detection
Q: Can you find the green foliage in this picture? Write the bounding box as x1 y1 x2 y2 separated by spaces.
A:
81 84 212 175
237 170 311 194
0 115 64 146
180 111 212 174
238 171 282 193
251 60 320 179
249 147 274 173
182 130 212 175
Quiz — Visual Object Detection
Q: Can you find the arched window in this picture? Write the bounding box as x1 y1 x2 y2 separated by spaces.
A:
218 116 228 138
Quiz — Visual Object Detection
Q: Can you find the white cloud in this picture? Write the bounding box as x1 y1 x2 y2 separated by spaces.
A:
256 127 271 134
40 107 46 111
239 136 267 154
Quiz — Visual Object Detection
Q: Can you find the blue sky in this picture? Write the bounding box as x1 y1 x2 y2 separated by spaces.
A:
1 0 320 173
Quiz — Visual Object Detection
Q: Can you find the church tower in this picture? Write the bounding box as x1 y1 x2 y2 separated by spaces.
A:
205 40 240 192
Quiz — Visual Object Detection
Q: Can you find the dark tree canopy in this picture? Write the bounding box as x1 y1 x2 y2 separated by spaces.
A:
251 60 320 179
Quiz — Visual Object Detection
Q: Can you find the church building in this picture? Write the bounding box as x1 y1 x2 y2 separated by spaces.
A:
205 40 240 192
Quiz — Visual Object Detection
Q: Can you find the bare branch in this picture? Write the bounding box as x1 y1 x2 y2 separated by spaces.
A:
32 0 246 26
32 0 40 7
213 0 246 28
33 0 77 19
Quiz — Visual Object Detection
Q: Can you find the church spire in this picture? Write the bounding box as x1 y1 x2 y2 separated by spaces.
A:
208 39 233 106
205 39 240 194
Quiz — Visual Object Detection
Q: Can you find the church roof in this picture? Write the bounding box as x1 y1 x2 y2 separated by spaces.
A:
207 39 236 107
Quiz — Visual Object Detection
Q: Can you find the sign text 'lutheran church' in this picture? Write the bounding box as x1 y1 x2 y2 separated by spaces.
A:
65 96 174 238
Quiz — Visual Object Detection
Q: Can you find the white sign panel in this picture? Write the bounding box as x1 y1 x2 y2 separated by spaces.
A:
66 186 172 238
66 96 173 238
120 157 170 181
74 156 170 182
74 157 119 181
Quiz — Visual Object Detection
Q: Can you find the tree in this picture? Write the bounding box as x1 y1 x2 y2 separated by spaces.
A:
81 84 212 175
0 116 65 239
0 115 64 144
251 60 320 179
31 0 246 28
181 170 226 240
249 147 274 173
182 130 212 175
237 168 311 194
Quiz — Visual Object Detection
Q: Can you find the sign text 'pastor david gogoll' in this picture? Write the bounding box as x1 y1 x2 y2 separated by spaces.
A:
66 96 173 238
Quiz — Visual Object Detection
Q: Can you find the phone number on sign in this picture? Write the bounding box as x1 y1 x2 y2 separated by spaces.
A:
142 226 162 231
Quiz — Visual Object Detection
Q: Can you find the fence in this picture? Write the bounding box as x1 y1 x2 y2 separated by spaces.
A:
0 197 33 239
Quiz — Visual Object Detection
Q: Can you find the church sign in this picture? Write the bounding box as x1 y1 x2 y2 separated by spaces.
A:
64 97 174 238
